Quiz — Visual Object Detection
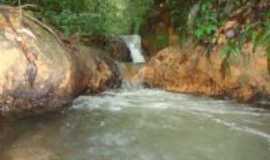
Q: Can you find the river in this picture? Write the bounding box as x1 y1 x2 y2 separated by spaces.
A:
0 87 270 160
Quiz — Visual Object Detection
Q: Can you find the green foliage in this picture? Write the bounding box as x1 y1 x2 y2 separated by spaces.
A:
193 0 219 41
167 0 196 33
127 0 154 34
221 40 242 59
188 0 270 60
155 34 169 48
3 0 269 60
3 0 153 36
44 0 153 36
252 13 270 57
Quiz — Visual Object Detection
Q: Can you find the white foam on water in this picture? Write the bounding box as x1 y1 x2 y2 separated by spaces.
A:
72 88 270 142
73 88 270 116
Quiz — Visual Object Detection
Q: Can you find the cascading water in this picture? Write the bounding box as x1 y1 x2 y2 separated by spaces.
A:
117 35 146 87
121 35 145 63
117 62 145 88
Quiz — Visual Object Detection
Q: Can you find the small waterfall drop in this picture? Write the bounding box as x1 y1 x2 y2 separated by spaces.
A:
121 35 145 63
117 62 144 89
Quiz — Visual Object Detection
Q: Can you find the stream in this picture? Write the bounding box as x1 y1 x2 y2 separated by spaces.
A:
0 87 270 160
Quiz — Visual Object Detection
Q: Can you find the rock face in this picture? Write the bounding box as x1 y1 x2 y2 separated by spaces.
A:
140 45 270 103
81 35 132 62
0 7 120 117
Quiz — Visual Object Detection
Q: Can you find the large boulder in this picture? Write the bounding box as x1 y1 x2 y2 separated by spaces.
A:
0 7 120 118
139 45 270 103
81 35 132 62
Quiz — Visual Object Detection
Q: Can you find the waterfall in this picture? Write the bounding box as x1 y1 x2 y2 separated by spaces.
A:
121 35 145 63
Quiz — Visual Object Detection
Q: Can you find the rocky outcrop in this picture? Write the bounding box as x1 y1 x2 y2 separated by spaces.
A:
81 35 132 62
0 7 120 118
140 45 270 103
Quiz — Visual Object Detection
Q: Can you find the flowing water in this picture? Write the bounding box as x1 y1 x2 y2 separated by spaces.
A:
0 87 270 160
121 35 145 63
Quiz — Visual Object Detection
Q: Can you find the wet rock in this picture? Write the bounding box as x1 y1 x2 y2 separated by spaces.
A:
0 7 121 118
118 63 144 83
140 45 270 103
